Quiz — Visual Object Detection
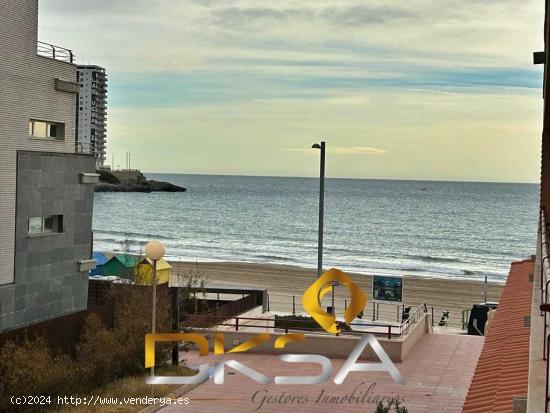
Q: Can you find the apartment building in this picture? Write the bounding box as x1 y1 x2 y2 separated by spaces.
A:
0 0 97 332
76 65 107 167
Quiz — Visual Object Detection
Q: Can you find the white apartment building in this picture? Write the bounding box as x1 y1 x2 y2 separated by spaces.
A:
0 0 97 331
76 65 107 167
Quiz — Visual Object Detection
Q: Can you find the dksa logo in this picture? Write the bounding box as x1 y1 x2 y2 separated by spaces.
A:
145 268 404 385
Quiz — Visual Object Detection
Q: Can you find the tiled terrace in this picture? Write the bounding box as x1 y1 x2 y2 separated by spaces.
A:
160 333 484 413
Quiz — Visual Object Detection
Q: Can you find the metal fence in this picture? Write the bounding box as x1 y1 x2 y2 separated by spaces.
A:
194 303 429 340
266 292 463 329
37 41 74 63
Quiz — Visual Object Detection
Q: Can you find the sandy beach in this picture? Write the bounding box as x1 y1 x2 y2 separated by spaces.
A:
170 261 506 328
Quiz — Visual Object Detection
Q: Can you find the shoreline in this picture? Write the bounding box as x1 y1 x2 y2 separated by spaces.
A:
169 260 506 327
164 257 508 284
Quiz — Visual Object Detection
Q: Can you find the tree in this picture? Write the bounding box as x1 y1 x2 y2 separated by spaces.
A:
174 261 208 315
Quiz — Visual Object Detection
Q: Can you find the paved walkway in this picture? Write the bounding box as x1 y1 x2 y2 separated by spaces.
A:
159 333 484 413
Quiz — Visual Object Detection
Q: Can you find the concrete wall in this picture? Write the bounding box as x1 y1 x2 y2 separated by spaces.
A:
213 313 430 362
216 306 275 333
0 152 95 331
110 170 142 183
0 0 78 286
402 313 432 360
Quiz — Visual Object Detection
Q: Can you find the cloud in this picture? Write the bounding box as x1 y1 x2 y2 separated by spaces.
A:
283 146 388 155
332 146 388 155
209 4 411 28
40 0 162 15
37 0 542 181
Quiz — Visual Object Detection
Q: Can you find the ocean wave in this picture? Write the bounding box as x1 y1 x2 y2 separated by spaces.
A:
254 254 292 262
93 229 174 242
405 254 463 264
93 236 508 282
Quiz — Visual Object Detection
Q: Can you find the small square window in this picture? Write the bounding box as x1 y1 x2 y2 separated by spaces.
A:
28 217 42 234
48 124 58 138
28 215 63 236
43 216 53 232
29 119 65 140
32 121 47 137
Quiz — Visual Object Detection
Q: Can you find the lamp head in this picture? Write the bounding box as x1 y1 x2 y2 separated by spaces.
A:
145 240 165 261
311 143 322 149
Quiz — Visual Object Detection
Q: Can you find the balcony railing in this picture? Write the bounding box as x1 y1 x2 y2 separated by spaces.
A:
539 208 550 412
37 41 74 64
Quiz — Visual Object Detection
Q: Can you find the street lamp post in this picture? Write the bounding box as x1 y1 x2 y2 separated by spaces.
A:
312 141 334 312
311 141 326 279
145 240 165 377
171 286 180 366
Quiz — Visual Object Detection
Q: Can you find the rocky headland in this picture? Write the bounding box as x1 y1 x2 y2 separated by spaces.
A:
95 169 186 193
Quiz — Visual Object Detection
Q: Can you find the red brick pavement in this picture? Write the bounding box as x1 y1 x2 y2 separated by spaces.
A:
159 333 484 413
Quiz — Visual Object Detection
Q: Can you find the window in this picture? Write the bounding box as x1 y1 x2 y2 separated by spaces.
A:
28 119 65 140
28 215 63 235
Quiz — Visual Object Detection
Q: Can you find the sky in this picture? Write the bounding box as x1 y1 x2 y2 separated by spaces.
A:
39 0 544 182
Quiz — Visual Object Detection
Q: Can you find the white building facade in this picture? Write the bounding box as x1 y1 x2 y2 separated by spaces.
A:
0 0 96 331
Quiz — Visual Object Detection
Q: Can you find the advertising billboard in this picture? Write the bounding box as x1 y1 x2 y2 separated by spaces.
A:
372 275 403 303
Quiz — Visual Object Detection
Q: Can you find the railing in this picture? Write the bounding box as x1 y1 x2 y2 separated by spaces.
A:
266 292 460 328
540 208 550 412
37 41 74 63
186 303 428 340
401 304 427 336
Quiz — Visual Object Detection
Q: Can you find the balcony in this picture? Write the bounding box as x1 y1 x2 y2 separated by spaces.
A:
37 41 74 64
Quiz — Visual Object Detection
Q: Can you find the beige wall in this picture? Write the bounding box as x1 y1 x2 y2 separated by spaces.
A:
0 0 77 285
213 313 430 362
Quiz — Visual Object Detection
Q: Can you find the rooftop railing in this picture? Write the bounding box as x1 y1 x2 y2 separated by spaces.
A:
539 207 550 412
37 41 74 64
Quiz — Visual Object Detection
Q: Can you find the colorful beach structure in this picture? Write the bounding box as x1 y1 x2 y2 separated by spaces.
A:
135 258 172 285
102 255 140 279
97 254 172 285
89 252 109 276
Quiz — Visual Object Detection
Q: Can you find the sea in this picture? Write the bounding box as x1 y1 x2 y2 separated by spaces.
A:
92 174 540 283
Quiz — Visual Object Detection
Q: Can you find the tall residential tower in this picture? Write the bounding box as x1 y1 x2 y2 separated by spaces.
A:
0 0 97 332
76 65 107 167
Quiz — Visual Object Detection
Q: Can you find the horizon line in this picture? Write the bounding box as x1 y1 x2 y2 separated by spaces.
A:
140 171 540 185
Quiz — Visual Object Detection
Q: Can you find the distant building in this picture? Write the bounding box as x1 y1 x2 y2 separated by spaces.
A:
76 65 108 167
0 0 97 332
